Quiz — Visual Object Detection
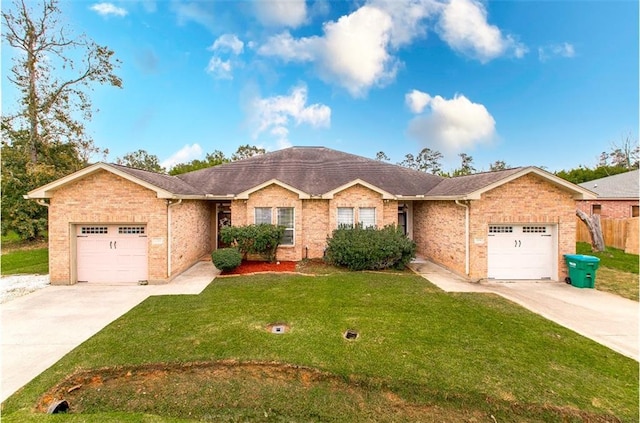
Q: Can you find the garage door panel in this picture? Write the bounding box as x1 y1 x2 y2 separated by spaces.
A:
76 225 148 283
488 225 555 280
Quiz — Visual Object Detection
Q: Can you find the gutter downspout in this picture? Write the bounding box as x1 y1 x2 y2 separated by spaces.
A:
167 199 183 278
455 200 470 276
35 199 50 208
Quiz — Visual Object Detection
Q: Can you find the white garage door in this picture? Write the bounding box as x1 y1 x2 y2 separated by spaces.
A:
77 225 148 283
487 224 555 280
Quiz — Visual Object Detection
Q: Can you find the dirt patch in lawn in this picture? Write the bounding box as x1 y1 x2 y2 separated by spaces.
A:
35 361 619 422
221 260 298 275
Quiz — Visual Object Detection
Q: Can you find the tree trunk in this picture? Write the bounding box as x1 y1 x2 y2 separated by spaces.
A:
576 209 605 252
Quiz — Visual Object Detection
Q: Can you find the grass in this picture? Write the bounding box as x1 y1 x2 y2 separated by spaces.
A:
2 272 637 422
1 248 48 275
576 242 639 274
576 242 639 301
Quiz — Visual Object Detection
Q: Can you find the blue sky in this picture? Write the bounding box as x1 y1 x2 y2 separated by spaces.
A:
2 0 638 173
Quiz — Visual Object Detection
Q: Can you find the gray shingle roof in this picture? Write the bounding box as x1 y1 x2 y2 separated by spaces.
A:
578 170 639 199
110 163 204 195
426 167 526 197
176 146 444 196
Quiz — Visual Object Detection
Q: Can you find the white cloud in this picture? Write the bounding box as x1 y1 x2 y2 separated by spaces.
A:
407 93 496 152
251 85 331 146
210 34 244 55
172 1 215 31
206 57 233 79
259 5 407 97
368 0 439 48
90 3 127 17
538 42 576 62
255 0 307 28
161 144 203 170
405 89 432 114
257 31 319 62
206 34 244 79
437 0 526 62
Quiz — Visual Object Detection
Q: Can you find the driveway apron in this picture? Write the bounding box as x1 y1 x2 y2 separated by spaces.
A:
1 261 217 402
409 259 639 362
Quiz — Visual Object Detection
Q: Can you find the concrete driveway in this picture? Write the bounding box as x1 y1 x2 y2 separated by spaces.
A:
1 261 218 402
410 259 639 361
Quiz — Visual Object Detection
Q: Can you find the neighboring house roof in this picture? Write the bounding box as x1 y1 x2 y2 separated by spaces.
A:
578 170 639 199
25 146 596 201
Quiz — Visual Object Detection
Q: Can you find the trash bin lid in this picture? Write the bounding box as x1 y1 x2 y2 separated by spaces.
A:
563 254 600 263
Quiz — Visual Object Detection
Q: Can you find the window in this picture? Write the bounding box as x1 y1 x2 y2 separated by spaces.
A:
81 226 108 234
277 208 294 245
591 204 601 215
359 207 376 228
337 207 354 227
632 205 639 218
118 226 145 234
255 207 272 224
523 226 547 233
489 226 513 233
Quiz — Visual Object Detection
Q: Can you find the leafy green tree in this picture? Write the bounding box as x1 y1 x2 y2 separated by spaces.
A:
116 149 165 173
489 160 508 171
1 127 82 239
452 153 476 176
375 151 390 161
398 147 444 174
169 150 229 175
231 144 266 161
1 0 121 239
2 0 122 164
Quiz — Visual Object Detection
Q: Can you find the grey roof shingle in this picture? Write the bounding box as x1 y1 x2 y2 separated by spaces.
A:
426 167 526 197
176 146 444 196
111 164 204 195
578 170 639 199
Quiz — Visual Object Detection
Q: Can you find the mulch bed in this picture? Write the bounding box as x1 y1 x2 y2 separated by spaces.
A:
222 261 298 275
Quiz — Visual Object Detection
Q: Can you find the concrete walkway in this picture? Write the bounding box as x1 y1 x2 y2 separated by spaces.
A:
409 259 639 361
0 261 219 402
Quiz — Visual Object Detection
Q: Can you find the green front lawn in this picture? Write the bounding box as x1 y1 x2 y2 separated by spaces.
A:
576 242 639 301
3 272 637 422
1 248 48 275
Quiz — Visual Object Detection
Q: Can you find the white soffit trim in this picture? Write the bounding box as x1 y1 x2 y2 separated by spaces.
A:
322 179 395 200
24 163 175 199
235 179 311 200
464 167 598 200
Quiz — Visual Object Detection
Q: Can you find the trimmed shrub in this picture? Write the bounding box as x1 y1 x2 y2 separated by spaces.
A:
220 224 285 262
325 224 416 271
211 248 242 271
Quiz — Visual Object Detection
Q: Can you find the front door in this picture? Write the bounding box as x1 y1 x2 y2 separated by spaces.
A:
217 204 231 248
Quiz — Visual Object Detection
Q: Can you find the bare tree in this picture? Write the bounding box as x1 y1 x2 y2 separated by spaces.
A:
2 0 122 164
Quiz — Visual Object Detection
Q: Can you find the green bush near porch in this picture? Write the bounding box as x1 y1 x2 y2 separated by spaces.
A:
325 224 416 270
220 224 285 262
211 248 242 271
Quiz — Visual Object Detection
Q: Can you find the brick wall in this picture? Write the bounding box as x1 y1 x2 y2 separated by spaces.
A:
414 174 577 280
169 200 211 277
577 199 639 218
48 170 168 284
414 201 466 274
228 183 396 261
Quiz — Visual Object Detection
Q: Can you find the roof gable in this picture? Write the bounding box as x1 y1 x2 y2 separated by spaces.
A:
25 163 197 199
427 167 596 200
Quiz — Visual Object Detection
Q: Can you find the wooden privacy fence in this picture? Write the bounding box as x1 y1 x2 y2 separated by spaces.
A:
576 217 639 255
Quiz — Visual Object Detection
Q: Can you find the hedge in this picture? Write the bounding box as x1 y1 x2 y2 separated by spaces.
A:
325 224 416 271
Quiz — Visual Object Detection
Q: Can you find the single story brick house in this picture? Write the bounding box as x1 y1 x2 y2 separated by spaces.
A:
577 170 639 218
25 146 595 285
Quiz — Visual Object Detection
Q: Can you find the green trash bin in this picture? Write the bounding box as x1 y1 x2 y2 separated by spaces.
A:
563 254 600 288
